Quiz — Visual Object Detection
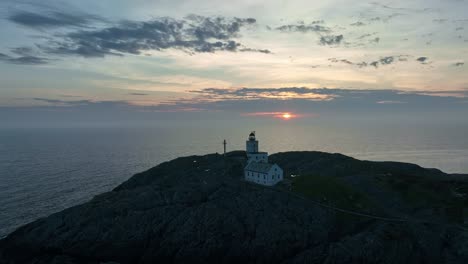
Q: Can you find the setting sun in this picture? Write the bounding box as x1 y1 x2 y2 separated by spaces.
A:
277 112 297 120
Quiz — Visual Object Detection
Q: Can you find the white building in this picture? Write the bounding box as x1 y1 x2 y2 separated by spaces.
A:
244 131 284 186
244 162 283 186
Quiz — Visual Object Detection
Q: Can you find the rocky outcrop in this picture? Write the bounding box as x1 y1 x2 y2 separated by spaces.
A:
1 151 467 263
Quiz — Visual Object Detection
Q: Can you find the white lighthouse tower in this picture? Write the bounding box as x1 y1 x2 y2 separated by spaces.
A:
244 131 283 186
245 131 268 163
246 131 259 153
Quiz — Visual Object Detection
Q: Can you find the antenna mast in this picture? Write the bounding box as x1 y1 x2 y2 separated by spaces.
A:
223 139 227 156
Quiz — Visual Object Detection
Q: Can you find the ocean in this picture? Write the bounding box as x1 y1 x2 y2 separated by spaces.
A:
1 120 468 238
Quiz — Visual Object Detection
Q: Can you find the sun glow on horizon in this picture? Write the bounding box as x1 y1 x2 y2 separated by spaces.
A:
242 111 305 120
276 112 297 120
281 113 292 120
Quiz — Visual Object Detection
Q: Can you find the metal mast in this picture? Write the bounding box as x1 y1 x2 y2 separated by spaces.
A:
223 139 227 156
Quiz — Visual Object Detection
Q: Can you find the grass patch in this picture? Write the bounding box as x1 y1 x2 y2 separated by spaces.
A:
291 174 377 222
386 174 467 223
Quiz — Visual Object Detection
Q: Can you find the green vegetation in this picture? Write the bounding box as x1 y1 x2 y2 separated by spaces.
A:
291 174 378 223
385 174 467 223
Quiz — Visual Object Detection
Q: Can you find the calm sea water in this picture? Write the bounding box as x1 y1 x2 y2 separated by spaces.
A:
1 120 468 238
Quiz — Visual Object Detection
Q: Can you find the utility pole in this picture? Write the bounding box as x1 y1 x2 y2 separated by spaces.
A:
223 139 227 156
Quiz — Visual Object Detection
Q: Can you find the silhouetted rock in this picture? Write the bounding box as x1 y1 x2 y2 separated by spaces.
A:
1 151 467 263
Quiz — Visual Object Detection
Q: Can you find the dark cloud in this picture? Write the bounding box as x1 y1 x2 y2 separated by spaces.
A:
187 87 336 101
369 2 438 13
30 98 134 109
8 11 103 29
370 37 380 43
33 98 92 106
361 13 404 24
0 53 48 65
379 56 394 65
356 62 368 68
239 48 272 54
357 32 378 40
328 58 353 65
10 47 34 56
350 22 366 26
456 27 464 31
35 15 266 57
416 57 429 63
369 61 379 68
129 93 149 96
310 20 325 24
328 55 410 68
275 23 331 33
319 35 343 45
454 62 464 66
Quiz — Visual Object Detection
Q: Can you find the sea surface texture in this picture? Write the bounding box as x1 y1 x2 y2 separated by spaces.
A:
1 122 467 238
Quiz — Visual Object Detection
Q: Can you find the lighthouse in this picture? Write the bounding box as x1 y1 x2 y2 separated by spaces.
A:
245 131 268 163
246 132 259 153
244 131 283 186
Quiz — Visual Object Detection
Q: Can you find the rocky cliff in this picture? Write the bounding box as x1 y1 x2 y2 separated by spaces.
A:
1 151 467 263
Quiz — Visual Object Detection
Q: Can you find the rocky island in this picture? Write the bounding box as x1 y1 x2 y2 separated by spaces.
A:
1 151 468 263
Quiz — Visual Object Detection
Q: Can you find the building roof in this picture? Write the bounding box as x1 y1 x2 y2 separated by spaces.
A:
245 162 277 173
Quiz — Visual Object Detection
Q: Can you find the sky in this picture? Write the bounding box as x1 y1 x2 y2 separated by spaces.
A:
0 0 467 125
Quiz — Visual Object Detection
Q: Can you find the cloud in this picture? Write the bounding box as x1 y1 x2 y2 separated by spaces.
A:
149 87 468 114
275 23 331 33
319 35 343 45
8 11 103 29
35 15 267 57
369 2 438 13
238 48 272 54
369 61 379 68
350 22 366 26
357 33 378 40
379 56 394 65
10 47 35 56
0 53 48 65
376 100 406 104
410 90 468 98
328 55 411 68
416 57 429 63
370 37 380 43
187 87 336 101
129 92 149 96
30 98 137 108
453 62 464 66
9 88 467 118
32 98 92 106
328 58 353 65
